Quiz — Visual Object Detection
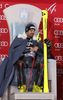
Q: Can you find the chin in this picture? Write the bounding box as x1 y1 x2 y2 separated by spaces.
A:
30 36 33 38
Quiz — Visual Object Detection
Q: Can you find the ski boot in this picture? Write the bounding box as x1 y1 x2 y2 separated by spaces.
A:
32 82 43 92
18 85 27 92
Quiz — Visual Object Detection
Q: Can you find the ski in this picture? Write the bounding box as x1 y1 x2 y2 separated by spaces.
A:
42 10 49 92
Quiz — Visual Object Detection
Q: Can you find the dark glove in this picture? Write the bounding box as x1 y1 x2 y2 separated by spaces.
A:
44 38 52 48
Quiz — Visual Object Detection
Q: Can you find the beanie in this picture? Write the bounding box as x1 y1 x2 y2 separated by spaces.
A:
25 23 35 32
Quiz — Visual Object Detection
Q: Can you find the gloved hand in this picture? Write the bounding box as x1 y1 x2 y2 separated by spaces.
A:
44 38 52 48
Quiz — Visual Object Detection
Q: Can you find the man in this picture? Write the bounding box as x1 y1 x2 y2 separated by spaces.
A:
0 23 51 97
15 23 52 92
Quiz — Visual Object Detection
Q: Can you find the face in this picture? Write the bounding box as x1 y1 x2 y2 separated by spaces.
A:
26 29 35 38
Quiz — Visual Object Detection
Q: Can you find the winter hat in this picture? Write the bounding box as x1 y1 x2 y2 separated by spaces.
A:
25 23 35 32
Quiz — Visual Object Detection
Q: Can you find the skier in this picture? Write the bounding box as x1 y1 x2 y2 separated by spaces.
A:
16 23 52 92
0 23 52 97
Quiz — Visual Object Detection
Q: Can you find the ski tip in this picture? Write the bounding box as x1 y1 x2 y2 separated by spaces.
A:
42 12 46 16
42 10 48 17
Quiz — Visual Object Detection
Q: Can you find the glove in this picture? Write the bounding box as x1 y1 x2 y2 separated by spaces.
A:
44 38 52 48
